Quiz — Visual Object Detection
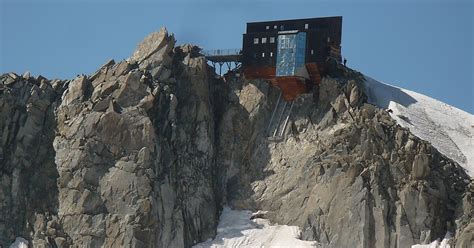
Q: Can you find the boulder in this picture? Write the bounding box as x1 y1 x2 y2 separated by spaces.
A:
412 153 430 179
130 27 175 70
63 76 88 104
349 83 360 106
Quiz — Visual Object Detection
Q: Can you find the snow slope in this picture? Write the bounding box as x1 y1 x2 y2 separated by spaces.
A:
411 239 451 248
411 234 451 248
364 76 474 178
193 207 320 248
9 237 28 248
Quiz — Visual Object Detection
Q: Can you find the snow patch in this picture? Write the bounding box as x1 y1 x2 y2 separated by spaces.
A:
364 76 474 178
9 237 28 248
193 207 320 248
411 238 451 248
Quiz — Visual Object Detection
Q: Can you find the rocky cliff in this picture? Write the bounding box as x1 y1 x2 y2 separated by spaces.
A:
217 68 473 247
0 28 472 247
1 28 220 247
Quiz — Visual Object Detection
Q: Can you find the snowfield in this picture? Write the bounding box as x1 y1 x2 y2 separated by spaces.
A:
364 76 474 178
192 207 452 248
193 207 320 248
411 235 451 248
9 237 28 248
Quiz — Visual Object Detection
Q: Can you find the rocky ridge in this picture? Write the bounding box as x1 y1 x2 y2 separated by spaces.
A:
217 67 473 247
0 71 66 247
1 28 220 247
0 28 472 247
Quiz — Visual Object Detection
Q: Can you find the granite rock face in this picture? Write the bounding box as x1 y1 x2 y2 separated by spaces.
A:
1 29 220 247
0 28 472 247
52 29 220 247
0 73 66 246
216 66 473 248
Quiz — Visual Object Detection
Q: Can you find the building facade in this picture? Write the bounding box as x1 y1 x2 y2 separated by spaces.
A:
241 16 342 101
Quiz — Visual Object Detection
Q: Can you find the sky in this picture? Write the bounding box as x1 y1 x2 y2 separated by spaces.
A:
1 0 473 113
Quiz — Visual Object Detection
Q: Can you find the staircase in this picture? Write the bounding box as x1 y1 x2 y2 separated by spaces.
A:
266 93 294 140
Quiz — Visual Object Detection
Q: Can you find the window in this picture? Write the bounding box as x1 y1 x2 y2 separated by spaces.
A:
270 52 273 57
305 23 309 29
327 37 331 42
311 49 314 55
266 26 270 30
270 37 275 43
254 38 259 44
274 25 277 29
262 52 265 58
280 25 284 30
262 37 267 44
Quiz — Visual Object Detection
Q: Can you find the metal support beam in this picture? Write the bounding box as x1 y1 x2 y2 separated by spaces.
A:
266 92 282 135
273 101 288 137
279 101 294 137
203 49 242 75
218 62 224 75
225 61 232 71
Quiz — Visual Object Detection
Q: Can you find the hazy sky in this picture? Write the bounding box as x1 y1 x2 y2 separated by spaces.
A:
1 0 473 113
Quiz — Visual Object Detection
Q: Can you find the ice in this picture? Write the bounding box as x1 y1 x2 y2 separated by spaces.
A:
364 76 474 178
9 237 28 248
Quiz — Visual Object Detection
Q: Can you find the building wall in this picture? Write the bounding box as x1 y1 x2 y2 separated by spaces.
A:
242 32 278 67
242 16 342 68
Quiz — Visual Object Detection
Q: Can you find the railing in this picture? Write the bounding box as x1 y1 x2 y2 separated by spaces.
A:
202 49 241 57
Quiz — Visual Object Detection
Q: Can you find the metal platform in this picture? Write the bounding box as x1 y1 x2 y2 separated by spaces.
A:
202 49 242 75
202 49 242 62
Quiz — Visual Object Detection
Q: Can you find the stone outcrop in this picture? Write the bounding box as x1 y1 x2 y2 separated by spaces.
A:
0 28 472 247
0 72 66 246
216 65 473 247
1 29 220 247
52 29 220 247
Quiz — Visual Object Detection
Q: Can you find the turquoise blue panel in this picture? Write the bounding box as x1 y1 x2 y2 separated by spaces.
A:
276 32 306 77
276 34 295 76
294 32 306 71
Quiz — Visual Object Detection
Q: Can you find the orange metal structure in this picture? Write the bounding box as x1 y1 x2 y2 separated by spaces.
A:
243 62 324 101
